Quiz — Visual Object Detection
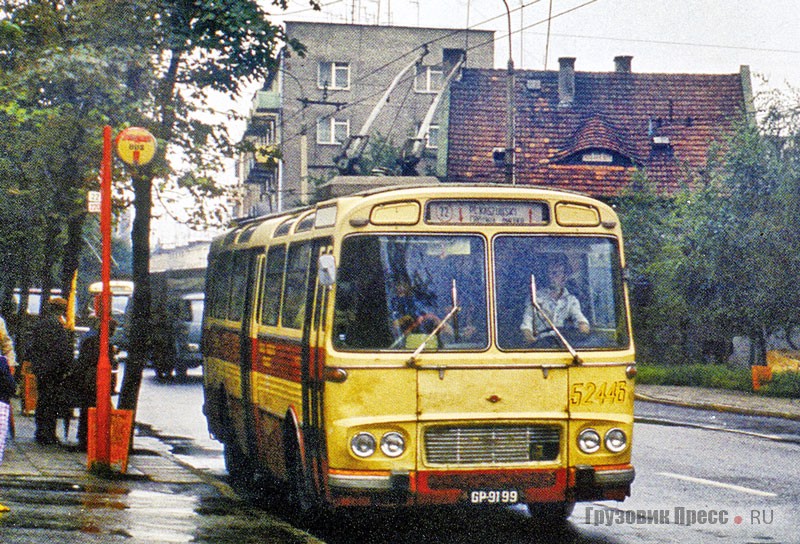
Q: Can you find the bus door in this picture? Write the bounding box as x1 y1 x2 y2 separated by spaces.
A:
234 249 262 460
299 240 333 498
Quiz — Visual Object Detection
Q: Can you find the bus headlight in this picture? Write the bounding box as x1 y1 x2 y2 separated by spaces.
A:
578 429 601 454
351 432 377 457
604 428 628 453
380 432 406 457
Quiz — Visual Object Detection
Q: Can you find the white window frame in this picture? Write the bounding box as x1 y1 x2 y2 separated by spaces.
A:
318 61 350 90
425 124 440 149
317 117 350 145
415 65 444 94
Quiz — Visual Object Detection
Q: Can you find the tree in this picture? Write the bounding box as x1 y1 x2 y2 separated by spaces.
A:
0 0 319 415
91 0 319 413
0 1 144 322
619 98 800 367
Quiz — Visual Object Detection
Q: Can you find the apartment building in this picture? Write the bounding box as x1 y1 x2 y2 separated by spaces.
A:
237 21 495 216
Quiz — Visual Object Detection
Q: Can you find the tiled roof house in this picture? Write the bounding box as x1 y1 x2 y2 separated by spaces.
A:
445 56 755 196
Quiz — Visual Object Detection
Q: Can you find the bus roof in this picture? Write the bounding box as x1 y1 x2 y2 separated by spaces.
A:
211 181 620 254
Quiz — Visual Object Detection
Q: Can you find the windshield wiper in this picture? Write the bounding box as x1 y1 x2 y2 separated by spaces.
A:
529 274 583 364
407 279 460 367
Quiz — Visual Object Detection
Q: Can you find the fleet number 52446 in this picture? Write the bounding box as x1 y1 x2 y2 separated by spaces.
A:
570 381 627 405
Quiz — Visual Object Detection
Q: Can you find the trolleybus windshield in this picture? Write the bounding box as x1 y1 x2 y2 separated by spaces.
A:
494 235 629 351
333 234 488 351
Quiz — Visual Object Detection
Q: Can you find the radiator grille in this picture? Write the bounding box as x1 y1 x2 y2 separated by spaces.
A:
424 425 560 465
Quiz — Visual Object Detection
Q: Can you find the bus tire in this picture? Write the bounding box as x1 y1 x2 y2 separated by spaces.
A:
224 441 254 488
220 399 254 488
527 501 575 527
283 425 320 523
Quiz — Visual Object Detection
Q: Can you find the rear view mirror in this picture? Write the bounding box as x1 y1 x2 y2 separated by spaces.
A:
318 254 336 286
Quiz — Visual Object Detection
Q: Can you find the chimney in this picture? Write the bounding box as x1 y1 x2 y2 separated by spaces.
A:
558 57 575 107
614 55 633 73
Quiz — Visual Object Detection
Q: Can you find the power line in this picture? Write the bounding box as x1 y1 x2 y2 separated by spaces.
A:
539 31 800 56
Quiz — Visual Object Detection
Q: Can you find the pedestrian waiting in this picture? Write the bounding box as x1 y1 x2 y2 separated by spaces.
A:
26 297 72 446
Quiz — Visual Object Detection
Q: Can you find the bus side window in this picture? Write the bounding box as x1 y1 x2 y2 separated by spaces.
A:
261 245 286 327
281 243 313 329
228 252 250 322
209 253 233 319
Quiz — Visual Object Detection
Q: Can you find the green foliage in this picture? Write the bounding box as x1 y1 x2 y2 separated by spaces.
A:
618 96 800 366
759 371 800 398
636 363 752 391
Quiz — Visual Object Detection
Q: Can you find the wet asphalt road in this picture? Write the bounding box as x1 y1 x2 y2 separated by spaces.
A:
133 368 800 544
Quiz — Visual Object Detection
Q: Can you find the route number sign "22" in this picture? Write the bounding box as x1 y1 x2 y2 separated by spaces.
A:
570 381 628 406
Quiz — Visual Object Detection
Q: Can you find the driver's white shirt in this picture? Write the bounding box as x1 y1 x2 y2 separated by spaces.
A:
519 287 588 335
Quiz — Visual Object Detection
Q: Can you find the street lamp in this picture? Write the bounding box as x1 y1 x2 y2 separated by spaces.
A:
500 0 515 185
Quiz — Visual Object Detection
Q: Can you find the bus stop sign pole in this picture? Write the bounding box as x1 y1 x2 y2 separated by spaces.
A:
92 124 114 470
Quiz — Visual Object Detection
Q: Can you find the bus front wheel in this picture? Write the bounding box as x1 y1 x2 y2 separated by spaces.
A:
284 428 320 522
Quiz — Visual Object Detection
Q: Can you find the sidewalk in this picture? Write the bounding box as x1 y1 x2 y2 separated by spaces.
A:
0 398 210 485
0 399 324 543
636 384 800 420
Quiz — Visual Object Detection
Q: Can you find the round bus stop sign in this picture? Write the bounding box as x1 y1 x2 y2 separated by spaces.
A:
116 127 156 166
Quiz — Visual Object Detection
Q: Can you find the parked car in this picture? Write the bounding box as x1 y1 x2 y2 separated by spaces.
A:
174 292 204 376
152 292 204 380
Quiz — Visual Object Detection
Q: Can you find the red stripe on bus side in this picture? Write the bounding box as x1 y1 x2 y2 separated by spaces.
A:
255 338 302 382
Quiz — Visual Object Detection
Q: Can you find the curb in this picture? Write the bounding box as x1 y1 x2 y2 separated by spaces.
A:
634 392 800 421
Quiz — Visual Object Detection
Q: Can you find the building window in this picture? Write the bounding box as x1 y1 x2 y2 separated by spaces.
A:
415 65 444 93
415 123 440 149
318 61 350 90
581 151 613 164
425 124 440 149
317 117 349 145
258 117 276 146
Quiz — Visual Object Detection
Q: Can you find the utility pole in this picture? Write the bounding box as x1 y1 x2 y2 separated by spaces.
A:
501 0 516 185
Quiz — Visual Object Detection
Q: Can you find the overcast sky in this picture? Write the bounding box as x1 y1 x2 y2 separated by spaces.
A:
154 0 800 245
273 0 800 92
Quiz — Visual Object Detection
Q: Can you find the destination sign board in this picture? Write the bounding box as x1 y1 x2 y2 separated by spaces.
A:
425 200 549 225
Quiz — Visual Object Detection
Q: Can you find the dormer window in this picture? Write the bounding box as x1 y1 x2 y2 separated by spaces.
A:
652 136 671 146
581 152 613 164
556 148 635 167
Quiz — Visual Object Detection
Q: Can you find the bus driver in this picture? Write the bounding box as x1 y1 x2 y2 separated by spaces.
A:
520 258 590 345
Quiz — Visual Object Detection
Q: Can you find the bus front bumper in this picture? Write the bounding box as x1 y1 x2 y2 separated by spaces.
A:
326 465 634 507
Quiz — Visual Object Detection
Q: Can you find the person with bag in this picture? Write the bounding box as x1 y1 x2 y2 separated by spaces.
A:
0 353 16 512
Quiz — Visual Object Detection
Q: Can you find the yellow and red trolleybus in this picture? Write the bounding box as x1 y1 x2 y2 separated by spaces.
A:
202 181 636 520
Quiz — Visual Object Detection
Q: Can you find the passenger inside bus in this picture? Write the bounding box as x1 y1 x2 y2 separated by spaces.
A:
332 235 488 351
389 277 439 337
519 256 590 346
